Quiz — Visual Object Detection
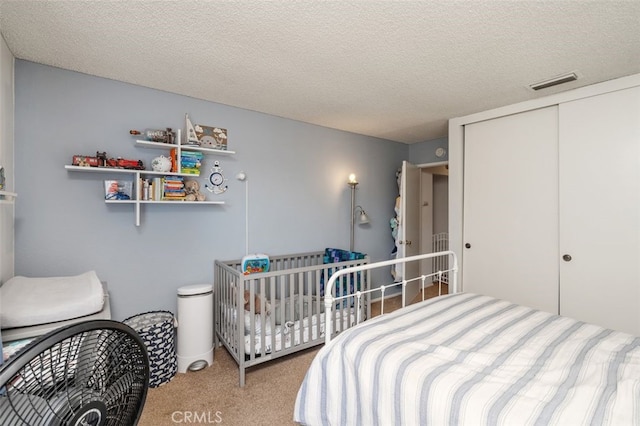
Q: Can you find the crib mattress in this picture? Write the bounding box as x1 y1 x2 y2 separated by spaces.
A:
0 271 105 329
244 312 355 355
222 310 356 355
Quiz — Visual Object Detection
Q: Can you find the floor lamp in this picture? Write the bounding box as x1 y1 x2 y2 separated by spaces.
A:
348 174 370 252
236 171 248 255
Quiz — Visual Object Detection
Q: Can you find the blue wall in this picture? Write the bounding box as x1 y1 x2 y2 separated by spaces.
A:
13 60 416 320
409 137 448 164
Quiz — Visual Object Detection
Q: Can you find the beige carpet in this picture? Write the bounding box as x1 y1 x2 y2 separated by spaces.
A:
139 283 448 425
139 345 320 425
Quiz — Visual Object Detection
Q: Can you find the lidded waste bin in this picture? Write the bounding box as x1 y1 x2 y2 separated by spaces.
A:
177 283 214 373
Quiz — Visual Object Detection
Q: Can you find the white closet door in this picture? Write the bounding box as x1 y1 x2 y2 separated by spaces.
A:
463 106 559 313
559 86 640 335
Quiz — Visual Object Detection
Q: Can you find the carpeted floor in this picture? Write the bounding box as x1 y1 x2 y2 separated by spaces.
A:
139 344 320 425
139 283 448 425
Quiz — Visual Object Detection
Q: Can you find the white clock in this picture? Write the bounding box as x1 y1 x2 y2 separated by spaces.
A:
205 161 228 194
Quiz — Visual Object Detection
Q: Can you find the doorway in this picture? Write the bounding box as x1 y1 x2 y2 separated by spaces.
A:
419 164 449 274
398 160 449 303
419 163 449 278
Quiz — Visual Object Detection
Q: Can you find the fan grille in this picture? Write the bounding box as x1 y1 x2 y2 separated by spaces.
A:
1 321 149 426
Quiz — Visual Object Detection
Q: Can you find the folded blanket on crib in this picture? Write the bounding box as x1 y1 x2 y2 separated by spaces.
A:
0 271 104 328
321 248 366 300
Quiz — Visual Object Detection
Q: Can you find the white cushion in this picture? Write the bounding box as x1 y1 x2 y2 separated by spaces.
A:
0 271 104 329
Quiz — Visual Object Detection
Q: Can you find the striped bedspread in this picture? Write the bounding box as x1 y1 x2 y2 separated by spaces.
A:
294 293 640 425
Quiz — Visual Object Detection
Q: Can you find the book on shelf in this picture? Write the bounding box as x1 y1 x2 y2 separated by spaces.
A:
170 148 178 173
153 178 162 200
180 168 200 175
181 159 201 167
170 149 204 174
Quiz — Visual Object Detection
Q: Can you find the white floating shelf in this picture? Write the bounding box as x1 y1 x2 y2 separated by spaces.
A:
65 165 137 174
137 200 225 205
65 165 200 178
65 128 233 226
135 140 236 155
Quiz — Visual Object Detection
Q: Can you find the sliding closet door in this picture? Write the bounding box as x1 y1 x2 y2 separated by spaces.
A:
559 86 640 335
463 106 559 313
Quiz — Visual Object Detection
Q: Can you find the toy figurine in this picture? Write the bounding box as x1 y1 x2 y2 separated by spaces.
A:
184 180 206 201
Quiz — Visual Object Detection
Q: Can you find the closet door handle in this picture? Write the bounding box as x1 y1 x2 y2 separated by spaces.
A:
562 254 572 262
465 243 471 249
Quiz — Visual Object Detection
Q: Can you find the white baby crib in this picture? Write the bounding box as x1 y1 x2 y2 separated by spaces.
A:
214 250 369 386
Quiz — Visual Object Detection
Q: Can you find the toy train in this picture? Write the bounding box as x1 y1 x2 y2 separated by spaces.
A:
72 152 145 170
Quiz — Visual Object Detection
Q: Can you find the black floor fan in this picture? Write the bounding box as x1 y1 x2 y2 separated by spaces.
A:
0 320 150 425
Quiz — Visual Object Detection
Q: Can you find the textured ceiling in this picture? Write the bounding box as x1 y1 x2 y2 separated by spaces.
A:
0 1 639 144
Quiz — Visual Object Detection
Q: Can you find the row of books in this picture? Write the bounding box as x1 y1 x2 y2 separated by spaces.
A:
139 176 186 201
163 176 185 200
170 149 204 175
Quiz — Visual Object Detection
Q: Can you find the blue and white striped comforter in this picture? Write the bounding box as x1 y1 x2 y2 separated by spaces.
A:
294 293 640 425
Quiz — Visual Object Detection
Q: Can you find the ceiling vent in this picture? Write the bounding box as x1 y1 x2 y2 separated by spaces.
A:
529 73 578 91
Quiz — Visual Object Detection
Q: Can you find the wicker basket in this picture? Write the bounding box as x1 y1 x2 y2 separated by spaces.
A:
123 310 176 387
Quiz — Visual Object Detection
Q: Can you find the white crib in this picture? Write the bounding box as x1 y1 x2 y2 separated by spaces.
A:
214 250 369 386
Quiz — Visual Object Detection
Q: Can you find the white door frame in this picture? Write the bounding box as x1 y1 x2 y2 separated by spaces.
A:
417 161 448 277
395 159 449 303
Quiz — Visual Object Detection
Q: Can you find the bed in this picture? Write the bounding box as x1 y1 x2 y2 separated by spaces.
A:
214 249 369 387
294 251 640 425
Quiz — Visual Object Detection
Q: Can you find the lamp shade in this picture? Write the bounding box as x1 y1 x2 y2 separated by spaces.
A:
359 210 370 224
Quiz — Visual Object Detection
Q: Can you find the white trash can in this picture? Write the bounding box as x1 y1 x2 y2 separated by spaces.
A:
177 283 214 373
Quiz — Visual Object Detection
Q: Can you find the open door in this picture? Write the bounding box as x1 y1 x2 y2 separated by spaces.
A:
399 161 420 304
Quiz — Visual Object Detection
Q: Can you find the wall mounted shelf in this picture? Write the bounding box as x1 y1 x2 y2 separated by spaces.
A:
65 165 225 226
65 126 234 226
135 140 235 155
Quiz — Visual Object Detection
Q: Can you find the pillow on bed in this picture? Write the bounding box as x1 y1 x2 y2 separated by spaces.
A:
0 271 104 329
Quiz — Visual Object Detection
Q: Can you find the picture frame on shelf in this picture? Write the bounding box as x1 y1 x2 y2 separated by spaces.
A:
104 180 133 200
194 124 228 150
